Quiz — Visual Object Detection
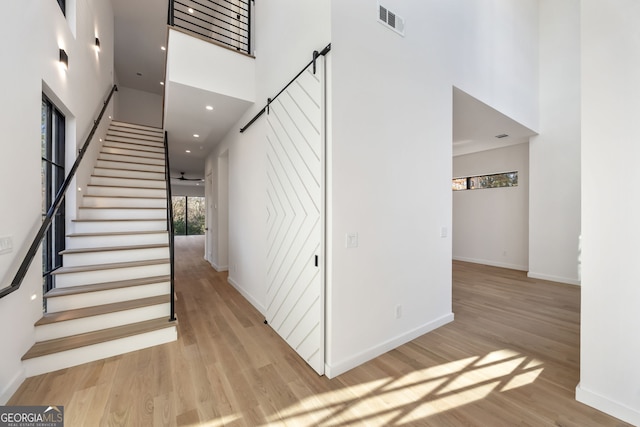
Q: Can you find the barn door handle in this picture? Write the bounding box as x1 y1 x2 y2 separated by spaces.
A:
314 255 318 267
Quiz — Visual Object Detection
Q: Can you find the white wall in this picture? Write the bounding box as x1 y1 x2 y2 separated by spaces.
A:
0 0 114 403
205 0 331 314
171 183 205 197
453 143 529 271
216 152 229 271
577 1 640 424
528 0 581 285
326 0 538 377
114 86 163 128
204 0 538 378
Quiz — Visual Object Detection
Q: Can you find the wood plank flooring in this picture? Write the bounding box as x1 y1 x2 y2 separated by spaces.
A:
9 237 630 426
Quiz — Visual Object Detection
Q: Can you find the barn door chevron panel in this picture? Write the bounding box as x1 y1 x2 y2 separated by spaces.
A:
266 57 325 375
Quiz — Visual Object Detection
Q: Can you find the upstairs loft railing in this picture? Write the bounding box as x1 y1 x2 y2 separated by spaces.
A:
163 132 176 321
169 0 251 55
0 85 117 299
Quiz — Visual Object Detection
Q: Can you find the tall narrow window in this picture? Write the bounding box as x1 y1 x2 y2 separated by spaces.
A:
57 0 66 16
41 96 65 295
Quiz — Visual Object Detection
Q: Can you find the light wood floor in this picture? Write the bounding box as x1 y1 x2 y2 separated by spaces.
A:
9 236 630 426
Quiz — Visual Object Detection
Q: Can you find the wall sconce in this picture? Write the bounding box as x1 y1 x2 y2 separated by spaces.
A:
59 49 68 70
95 37 101 52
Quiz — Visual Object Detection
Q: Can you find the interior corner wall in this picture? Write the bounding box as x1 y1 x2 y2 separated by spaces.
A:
0 0 114 403
114 86 163 128
577 0 640 425
327 0 538 377
453 143 529 271
204 0 331 316
529 0 581 286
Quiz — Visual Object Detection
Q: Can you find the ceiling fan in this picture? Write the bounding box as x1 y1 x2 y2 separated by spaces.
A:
171 172 204 182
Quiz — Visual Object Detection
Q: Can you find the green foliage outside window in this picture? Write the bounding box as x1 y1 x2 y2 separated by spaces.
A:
172 196 205 235
452 171 518 191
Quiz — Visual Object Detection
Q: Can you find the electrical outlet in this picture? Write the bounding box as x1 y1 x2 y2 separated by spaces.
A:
395 304 402 319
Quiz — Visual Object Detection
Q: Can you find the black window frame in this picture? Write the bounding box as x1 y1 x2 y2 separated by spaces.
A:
41 95 66 296
452 171 518 191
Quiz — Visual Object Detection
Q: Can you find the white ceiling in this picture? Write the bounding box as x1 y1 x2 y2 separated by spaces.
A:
452 87 537 157
111 2 538 180
112 0 167 96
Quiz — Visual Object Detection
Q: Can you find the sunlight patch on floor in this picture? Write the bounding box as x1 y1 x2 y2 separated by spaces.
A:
268 349 544 427
189 414 240 426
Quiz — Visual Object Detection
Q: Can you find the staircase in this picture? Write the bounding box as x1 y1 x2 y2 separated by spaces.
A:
22 121 177 377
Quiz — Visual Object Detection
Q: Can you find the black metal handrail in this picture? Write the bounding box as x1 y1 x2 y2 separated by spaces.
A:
169 0 251 54
240 43 331 133
0 85 117 299
163 131 176 321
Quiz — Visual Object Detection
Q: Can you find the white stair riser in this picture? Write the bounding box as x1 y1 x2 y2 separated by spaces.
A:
103 141 164 153
107 128 164 142
63 247 169 267
101 147 165 160
66 233 168 249
46 282 171 312
109 126 164 138
93 167 165 180
72 220 167 234
86 186 167 198
105 138 164 152
99 153 165 166
54 263 170 287
90 176 166 189
35 303 171 341
23 326 177 377
83 196 166 208
78 208 167 220
96 160 165 173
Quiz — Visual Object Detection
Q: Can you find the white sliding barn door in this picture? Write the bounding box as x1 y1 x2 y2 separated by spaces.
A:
266 58 325 375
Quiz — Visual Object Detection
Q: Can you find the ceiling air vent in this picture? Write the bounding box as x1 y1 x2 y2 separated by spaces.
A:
378 3 405 37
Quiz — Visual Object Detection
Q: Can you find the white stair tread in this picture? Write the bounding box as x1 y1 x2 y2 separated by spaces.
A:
59 243 168 255
67 230 168 238
22 317 177 360
36 295 170 326
45 275 171 298
52 258 170 275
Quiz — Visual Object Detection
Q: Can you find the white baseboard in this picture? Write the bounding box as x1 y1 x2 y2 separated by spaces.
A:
211 261 228 272
576 383 640 426
527 271 580 286
227 276 265 315
325 312 454 379
0 369 25 405
453 256 527 272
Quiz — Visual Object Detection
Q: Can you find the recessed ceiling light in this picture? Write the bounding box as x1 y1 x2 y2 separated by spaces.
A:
205 105 213 111
188 7 194 13
186 150 191 153
161 46 166 51
193 134 199 138
136 72 142 76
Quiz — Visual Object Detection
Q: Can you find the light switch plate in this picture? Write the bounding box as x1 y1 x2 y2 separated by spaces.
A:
346 232 359 248
0 235 13 255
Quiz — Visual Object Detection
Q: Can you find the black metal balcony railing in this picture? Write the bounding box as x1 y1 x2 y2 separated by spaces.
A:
169 0 251 55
